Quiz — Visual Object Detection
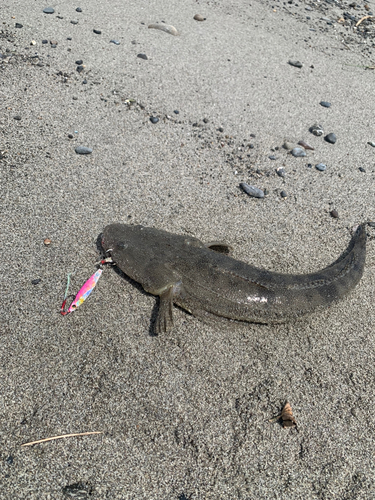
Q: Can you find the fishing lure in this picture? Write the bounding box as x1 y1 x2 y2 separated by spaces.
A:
60 269 103 316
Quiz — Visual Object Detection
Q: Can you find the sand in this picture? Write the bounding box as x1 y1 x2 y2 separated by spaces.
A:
1 1 375 498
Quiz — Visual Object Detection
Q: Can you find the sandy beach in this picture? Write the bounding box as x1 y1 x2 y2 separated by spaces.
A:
1 1 375 498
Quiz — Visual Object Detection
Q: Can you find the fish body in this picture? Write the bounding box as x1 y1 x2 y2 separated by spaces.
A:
101 224 366 334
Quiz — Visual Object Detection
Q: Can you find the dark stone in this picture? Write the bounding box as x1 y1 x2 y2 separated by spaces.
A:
14 115 22 120
110 40 120 45
269 155 277 160
77 65 84 73
249 144 254 149
71 20 78 24
82 79 87 84
250 133 256 138
31 279 41 285
43 7 55 14
174 110 179 114
218 127 224 132
6 456 14 465
240 183 264 198
137 53 148 60
320 101 331 108
15 23 23 28
324 133 337 144
68 134 73 139
50 44 57 48
203 117 208 123
76 7 82 12
276 167 285 177
75 59 83 64
67 37 72 40
330 209 339 218
42 39 48 44
280 190 287 198
93 29 102 34
150 116 159 124
359 167 366 172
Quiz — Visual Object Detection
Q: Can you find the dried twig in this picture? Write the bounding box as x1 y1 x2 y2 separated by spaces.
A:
21 431 102 447
356 15 374 27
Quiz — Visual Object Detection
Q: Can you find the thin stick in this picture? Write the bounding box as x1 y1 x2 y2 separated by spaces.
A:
21 431 102 447
356 15 374 27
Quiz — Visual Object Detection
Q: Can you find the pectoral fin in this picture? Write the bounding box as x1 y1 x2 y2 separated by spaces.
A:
205 241 233 255
155 286 174 335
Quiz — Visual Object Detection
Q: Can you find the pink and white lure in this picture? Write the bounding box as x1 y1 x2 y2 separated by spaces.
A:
60 269 102 315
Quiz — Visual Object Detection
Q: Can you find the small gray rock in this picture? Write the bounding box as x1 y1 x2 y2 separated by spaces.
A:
137 53 148 60
43 7 55 14
93 29 101 34
76 7 82 12
150 116 159 124
240 183 264 198
268 155 277 160
110 39 120 45
288 60 303 68
75 146 92 154
280 190 287 198
283 141 295 150
315 163 326 171
320 101 331 108
310 124 324 136
276 167 285 177
71 20 79 25
291 147 307 157
368 141 375 147
325 133 337 144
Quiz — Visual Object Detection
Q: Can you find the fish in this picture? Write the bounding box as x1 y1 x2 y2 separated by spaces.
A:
60 269 102 315
101 224 367 334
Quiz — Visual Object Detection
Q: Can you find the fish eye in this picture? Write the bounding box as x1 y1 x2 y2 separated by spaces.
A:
71 304 76 309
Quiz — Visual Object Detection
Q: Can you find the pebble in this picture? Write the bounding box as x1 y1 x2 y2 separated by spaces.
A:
68 134 73 139
276 167 285 177
150 116 159 124
50 40 58 45
298 140 314 150
93 29 102 34
268 155 277 160
280 190 287 198
330 209 339 219
194 14 206 21
71 20 79 25
283 141 294 150
148 24 179 36
250 133 256 138
288 60 303 68
75 146 92 154
315 163 326 171
30 40 36 45
44 238 51 246
15 23 23 28
14 115 21 120
359 167 366 172
82 80 87 84
137 53 148 60
368 141 375 147
291 147 307 157
31 279 41 285
42 39 48 44
325 133 337 144
218 127 224 132
75 59 83 65
43 7 54 14
174 110 179 114
76 65 84 73
110 40 120 45
320 101 331 108
203 117 208 123
310 124 324 136
76 7 82 12
240 183 264 198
